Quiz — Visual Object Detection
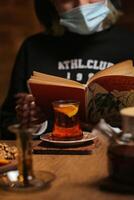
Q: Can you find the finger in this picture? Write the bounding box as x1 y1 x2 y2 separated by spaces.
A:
15 103 29 113
30 101 36 109
15 93 27 99
15 93 28 106
16 93 34 106
24 94 35 104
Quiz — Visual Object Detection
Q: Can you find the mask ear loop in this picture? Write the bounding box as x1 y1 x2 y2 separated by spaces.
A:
105 0 108 6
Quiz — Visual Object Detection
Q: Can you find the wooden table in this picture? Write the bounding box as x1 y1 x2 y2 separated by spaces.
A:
0 137 134 200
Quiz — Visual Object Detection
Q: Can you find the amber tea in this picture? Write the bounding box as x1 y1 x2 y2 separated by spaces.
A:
52 100 83 139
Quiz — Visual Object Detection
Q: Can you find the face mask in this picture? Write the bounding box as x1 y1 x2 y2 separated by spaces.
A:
60 2 110 35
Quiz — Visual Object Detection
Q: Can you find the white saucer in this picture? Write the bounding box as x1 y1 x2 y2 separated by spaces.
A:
40 131 97 147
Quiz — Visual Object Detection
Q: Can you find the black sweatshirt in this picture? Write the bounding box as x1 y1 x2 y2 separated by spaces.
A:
1 25 134 138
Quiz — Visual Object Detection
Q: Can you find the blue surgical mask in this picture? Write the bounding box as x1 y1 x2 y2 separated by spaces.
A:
60 2 110 35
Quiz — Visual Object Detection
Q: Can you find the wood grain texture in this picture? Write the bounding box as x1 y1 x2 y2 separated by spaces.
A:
0 137 133 200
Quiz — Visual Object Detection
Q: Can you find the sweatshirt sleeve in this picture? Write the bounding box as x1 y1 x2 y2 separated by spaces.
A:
0 39 30 139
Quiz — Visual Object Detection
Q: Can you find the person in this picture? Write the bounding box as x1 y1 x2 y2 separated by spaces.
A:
0 0 134 139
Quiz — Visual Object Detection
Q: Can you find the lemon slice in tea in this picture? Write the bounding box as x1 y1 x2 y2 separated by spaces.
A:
55 104 79 117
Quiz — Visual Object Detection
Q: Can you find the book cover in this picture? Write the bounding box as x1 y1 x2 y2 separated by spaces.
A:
28 82 87 121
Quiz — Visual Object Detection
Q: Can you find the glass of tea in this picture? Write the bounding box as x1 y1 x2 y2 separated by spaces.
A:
107 107 134 186
52 100 83 140
120 107 134 141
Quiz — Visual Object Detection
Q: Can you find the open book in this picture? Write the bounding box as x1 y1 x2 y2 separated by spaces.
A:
28 60 134 126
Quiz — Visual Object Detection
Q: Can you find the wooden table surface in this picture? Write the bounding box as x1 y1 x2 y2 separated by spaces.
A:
0 137 134 200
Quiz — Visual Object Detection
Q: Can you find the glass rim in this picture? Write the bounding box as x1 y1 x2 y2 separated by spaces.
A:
52 99 80 106
8 124 40 134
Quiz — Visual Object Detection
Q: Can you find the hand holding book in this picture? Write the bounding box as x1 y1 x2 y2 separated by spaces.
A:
15 93 46 128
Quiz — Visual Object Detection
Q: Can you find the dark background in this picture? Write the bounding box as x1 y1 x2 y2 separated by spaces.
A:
0 0 134 105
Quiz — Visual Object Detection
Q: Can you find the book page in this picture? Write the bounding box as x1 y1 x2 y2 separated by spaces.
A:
86 60 134 86
90 75 134 92
87 79 134 127
32 71 85 89
85 60 134 127
28 77 84 89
